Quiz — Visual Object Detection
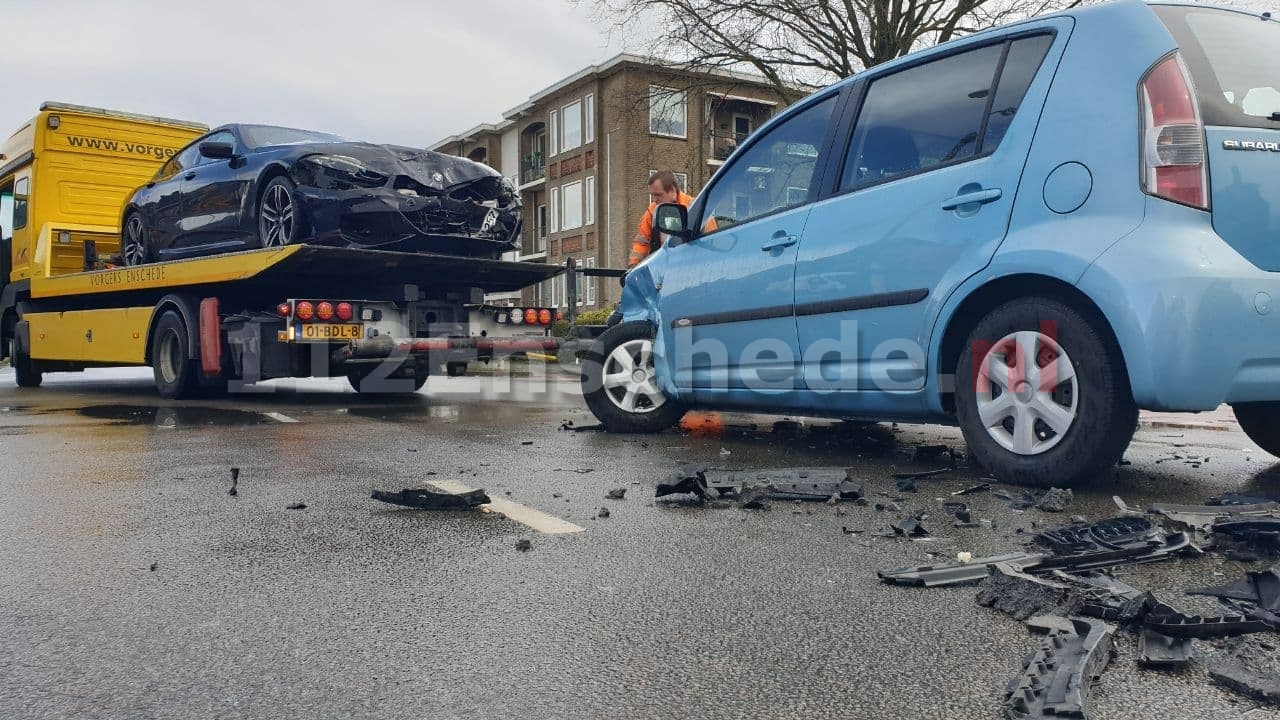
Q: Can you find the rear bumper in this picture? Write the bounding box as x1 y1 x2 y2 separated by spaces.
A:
1080 200 1280 410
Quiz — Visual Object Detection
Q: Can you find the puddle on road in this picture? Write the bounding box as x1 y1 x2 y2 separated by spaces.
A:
77 404 272 427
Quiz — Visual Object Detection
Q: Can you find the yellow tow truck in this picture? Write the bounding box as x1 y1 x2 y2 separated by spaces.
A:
0 103 561 398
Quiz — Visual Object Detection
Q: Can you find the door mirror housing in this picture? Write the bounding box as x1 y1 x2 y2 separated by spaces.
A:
199 141 235 160
654 203 693 241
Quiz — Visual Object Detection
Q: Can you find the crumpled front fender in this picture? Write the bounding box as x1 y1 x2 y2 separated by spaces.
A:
617 252 682 399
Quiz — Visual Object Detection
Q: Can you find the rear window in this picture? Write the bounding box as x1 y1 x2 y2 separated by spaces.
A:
1154 6 1280 129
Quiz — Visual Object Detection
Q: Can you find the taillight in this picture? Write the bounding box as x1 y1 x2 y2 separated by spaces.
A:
336 302 353 321
524 308 538 325
276 303 291 318
539 309 552 325
1141 53 1208 210
316 301 335 321
510 309 524 325
295 301 315 321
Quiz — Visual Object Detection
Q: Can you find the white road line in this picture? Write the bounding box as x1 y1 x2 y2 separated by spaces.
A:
263 412 299 423
428 479 585 534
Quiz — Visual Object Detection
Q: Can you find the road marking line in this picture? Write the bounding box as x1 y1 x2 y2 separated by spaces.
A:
263 412 299 423
429 479 585 534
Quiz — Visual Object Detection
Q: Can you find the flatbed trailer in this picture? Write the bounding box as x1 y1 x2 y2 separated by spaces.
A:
4 229 562 397
0 102 562 398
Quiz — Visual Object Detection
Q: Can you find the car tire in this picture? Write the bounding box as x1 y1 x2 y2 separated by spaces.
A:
257 177 301 249
121 212 153 267
13 344 42 388
151 311 199 399
1232 403 1280 457
347 363 428 394
954 296 1136 487
581 321 684 433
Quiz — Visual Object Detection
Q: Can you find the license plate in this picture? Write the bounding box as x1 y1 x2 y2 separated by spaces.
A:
298 323 364 341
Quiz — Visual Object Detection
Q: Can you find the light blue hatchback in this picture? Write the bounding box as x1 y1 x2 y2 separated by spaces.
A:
582 0 1280 487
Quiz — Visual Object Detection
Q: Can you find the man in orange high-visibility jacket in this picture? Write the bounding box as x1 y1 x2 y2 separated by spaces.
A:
629 170 695 268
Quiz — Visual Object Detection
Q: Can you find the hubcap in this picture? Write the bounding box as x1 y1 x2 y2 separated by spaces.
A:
602 339 667 414
974 330 1079 456
260 184 295 248
124 215 147 266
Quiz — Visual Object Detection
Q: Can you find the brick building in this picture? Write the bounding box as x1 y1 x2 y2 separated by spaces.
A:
429 54 790 311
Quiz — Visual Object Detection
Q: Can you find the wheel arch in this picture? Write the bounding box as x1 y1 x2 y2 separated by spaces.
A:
144 294 200 364
253 164 304 240
934 274 1129 414
1 280 32 360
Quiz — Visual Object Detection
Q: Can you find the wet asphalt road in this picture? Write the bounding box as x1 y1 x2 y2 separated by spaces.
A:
1 366 1279 719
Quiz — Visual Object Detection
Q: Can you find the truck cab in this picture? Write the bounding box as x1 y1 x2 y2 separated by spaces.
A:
0 103 207 359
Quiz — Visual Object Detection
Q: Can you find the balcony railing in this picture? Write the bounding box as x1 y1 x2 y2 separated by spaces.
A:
520 153 546 184
522 231 547 256
708 129 752 161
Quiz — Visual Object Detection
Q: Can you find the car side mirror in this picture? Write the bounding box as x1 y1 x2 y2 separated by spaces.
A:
199 142 235 160
655 203 693 241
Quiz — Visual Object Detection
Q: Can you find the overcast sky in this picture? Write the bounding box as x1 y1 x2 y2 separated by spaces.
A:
0 0 627 148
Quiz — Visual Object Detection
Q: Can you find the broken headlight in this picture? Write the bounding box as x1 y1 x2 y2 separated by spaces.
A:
306 154 387 187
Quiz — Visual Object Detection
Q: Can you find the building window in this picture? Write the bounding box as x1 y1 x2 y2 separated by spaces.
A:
559 272 568 308
550 187 560 234
584 176 596 225
562 100 582 151
580 257 597 306
549 110 559 157
584 94 595 144
536 204 548 251
650 85 688 138
561 180 583 231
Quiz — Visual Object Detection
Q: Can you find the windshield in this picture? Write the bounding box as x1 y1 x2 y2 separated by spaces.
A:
240 125 348 149
1155 6 1280 129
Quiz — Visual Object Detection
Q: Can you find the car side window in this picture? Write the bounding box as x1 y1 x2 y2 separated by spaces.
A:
841 43 1005 190
154 143 199 180
699 94 838 232
981 35 1054 151
193 131 237 166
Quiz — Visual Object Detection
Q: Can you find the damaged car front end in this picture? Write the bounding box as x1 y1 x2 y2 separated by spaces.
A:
289 145 522 258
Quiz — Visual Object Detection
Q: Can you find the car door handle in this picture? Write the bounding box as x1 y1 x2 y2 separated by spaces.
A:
941 188 1001 211
183 171 197 181
761 233 798 251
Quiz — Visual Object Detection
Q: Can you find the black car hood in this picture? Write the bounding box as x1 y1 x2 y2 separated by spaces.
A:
291 142 501 191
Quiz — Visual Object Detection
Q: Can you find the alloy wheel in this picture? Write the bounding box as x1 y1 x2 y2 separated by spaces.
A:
260 184 295 247
123 215 147 266
975 330 1079 455
602 338 666 414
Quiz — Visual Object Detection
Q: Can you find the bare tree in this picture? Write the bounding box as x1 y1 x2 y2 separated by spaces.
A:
587 0 1086 103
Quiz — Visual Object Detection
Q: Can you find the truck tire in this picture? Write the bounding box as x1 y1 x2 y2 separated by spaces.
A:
581 321 684 433
151 311 199 399
1233 403 1280 457
347 363 428 394
954 297 1136 487
13 346 42 388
